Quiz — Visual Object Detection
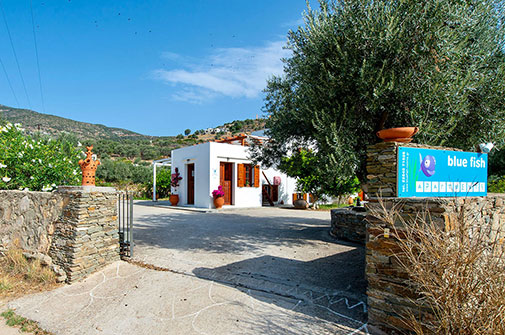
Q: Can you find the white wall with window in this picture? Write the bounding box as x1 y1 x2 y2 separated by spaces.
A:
170 141 297 209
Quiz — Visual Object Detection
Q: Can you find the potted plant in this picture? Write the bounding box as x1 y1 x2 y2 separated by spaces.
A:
169 168 182 206
212 185 225 209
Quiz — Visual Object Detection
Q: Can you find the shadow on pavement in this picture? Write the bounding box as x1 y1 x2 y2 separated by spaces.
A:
133 210 357 254
192 253 367 330
132 208 368 332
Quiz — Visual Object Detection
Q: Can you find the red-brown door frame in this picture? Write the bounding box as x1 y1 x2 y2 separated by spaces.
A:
220 162 233 205
187 163 195 205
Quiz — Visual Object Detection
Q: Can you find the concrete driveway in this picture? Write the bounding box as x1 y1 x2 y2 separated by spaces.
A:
9 204 368 334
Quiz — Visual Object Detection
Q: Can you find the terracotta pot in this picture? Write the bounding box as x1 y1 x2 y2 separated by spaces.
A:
169 194 179 206
348 197 354 205
293 198 308 209
376 127 419 142
214 196 224 209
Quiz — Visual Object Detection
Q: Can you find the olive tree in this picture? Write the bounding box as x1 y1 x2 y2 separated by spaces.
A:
251 0 505 193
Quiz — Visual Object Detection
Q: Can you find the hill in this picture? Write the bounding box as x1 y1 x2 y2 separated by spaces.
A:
0 104 266 161
0 105 152 141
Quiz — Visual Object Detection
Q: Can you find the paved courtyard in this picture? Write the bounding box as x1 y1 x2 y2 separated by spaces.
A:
9 204 368 334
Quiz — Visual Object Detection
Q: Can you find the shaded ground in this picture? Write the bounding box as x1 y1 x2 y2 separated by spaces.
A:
8 204 368 334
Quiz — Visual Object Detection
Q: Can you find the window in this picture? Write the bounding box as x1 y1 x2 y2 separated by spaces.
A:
237 164 260 187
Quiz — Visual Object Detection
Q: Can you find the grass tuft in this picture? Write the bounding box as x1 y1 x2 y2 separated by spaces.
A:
0 247 58 299
1 309 52 334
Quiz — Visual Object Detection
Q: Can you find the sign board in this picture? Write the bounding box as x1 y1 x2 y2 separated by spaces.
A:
397 147 487 198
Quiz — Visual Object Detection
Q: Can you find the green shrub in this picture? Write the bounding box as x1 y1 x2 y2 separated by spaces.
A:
143 167 171 199
0 122 80 191
96 158 151 184
488 175 505 193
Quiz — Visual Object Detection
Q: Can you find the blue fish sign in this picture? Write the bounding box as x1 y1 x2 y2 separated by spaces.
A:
397 147 488 198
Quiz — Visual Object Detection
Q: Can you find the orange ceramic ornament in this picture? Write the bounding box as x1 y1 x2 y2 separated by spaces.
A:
79 145 101 186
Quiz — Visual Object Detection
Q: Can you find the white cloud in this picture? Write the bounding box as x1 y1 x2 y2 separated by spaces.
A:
281 17 305 27
152 41 290 103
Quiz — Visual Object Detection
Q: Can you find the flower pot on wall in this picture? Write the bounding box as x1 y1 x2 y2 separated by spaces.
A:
376 127 419 143
169 194 179 206
214 196 224 209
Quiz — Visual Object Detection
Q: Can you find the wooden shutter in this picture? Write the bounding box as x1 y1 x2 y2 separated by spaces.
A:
254 165 260 188
237 164 245 187
303 193 307 201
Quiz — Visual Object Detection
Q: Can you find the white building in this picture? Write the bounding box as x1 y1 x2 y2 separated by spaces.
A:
170 135 297 209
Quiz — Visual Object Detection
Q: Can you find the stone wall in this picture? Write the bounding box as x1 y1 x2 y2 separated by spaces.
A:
365 142 462 198
0 186 120 283
0 190 63 253
330 207 367 244
365 195 505 334
49 187 120 282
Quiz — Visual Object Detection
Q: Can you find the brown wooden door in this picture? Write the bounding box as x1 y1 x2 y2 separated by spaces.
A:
187 164 194 205
220 162 233 205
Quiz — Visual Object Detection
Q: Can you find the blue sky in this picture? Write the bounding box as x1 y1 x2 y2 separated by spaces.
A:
0 0 316 136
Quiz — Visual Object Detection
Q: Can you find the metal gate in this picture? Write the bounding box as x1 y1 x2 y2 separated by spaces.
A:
118 192 133 258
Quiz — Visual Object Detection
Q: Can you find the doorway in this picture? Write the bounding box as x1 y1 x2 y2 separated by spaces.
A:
220 162 233 205
187 163 195 205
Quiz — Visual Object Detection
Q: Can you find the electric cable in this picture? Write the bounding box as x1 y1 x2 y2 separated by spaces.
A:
0 0 32 109
0 55 20 107
29 0 45 113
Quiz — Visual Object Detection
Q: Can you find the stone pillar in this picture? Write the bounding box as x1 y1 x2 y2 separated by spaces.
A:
49 186 120 283
365 142 462 197
364 142 505 334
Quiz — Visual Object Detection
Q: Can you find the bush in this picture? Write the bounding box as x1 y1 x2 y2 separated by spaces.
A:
371 200 505 334
0 122 80 191
489 175 505 193
143 167 171 199
96 158 151 184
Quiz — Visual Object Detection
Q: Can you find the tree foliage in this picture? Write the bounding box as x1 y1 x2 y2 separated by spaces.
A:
0 122 80 191
252 0 505 186
279 149 359 199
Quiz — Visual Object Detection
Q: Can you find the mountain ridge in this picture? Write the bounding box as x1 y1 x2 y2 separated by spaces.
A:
0 105 153 141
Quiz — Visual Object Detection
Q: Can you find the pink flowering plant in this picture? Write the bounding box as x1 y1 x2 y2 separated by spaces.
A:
170 167 182 190
212 185 225 199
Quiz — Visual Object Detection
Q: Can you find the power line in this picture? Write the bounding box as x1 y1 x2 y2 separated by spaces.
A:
0 55 20 107
29 0 45 113
0 0 32 109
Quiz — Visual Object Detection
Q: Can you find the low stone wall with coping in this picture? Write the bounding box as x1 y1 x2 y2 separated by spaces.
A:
0 186 120 283
330 207 367 244
0 190 64 253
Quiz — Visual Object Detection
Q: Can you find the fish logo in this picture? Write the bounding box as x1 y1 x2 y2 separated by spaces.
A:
419 153 436 177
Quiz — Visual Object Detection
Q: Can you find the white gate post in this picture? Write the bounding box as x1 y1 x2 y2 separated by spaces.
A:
152 163 157 202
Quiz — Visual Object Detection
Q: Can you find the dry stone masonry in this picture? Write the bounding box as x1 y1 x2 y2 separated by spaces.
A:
364 142 505 334
330 207 367 244
0 186 120 283
49 186 120 283
0 190 64 253
365 142 462 197
365 195 505 334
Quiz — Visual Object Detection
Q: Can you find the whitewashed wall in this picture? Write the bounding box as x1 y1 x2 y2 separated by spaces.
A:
172 142 297 208
171 142 211 208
